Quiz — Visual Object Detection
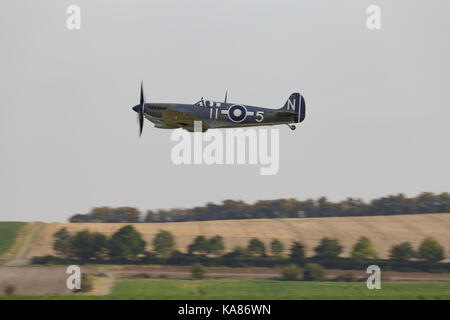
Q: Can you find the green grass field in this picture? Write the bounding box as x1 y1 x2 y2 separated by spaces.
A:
2 280 450 300
107 279 450 300
0 222 25 256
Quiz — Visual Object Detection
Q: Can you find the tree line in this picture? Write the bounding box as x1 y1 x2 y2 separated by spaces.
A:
68 192 450 223
36 225 448 273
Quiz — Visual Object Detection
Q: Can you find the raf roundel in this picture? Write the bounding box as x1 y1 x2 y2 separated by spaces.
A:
228 105 247 123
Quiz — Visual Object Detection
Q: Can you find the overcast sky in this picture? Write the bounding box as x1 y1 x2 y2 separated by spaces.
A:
1 1 449 222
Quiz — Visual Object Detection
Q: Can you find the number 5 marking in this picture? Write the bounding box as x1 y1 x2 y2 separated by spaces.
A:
256 111 264 122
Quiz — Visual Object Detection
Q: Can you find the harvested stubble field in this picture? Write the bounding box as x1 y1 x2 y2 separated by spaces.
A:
25 213 450 260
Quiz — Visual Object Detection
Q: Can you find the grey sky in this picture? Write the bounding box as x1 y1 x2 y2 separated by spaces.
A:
1 1 449 222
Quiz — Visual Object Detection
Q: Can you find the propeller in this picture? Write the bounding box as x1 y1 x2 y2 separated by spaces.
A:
134 81 145 137
224 90 228 104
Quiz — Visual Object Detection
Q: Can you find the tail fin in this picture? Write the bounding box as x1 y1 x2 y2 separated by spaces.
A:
278 92 306 123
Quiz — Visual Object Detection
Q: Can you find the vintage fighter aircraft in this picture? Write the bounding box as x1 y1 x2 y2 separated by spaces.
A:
132 82 305 135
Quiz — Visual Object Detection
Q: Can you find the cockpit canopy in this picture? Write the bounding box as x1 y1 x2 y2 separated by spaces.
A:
194 98 222 107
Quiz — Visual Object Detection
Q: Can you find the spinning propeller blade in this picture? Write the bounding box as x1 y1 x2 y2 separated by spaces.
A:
138 81 145 137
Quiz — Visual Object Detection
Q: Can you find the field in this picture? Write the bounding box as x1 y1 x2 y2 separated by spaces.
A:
25 213 450 260
1 265 449 299
2 279 450 300
0 222 25 256
109 279 450 300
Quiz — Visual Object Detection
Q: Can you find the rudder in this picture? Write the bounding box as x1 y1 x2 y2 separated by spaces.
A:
280 92 306 123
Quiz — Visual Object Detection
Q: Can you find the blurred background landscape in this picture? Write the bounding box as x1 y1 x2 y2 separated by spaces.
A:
1 192 449 299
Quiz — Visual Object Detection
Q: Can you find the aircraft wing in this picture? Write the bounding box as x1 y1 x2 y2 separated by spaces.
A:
162 109 209 131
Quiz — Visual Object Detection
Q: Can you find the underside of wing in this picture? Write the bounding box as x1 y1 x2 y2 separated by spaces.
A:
162 109 209 132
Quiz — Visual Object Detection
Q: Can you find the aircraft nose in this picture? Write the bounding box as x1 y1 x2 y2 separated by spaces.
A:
132 105 140 113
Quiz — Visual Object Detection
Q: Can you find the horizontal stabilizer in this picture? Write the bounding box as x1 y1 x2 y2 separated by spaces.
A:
275 111 297 117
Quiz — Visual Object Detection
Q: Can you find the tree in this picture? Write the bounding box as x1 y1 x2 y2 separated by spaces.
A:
191 264 206 280
110 207 141 222
314 238 343 260
415 192 437 213
71 230 107 262
247 238 266 256
368 194 415 216
289 241 306 265
316 197 338 217
92 233 109 260
69 214 88 223
389 242 415 261
437 192 450 212
281 264 301 280
90 207 112 222
208 235 225 255
228 246 248 257
303 263 326 281
153 230 175 257
53 228 72 257
109 225 146 261
418 237 445 263
144 210 157 222
71 230 92 261
351 237 378 262
70 192 448 223
270 239 284 257
69 207 141 223
188 235 209 254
